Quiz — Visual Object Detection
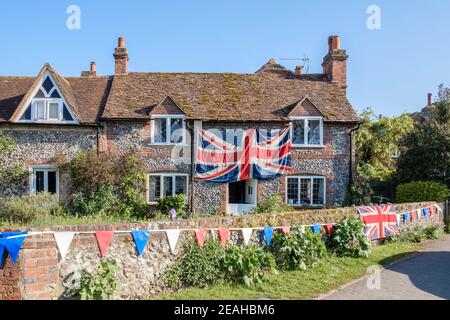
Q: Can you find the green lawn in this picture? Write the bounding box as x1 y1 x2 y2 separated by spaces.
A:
156 242 420 300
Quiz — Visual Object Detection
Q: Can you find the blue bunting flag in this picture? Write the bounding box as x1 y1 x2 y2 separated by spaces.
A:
131 230 150 257
263 227 273 247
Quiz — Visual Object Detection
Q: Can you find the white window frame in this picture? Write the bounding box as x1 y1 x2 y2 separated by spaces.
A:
29 164 59 195
290 116 324 147
285 175 326 207
32 99 64 122
150 115 186 145
146 173 189 204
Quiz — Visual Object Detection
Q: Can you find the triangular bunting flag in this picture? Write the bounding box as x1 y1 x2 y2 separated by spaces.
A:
281 226 291 234
218 229 230 248
403 212 409 222
53 232 76 260
195 229 207 248
263 226 273 247
434 204 443 213
95 231 114 257
3 232 28 263
241 228 253 246
423 208 429 218
131 230 150 257
410 210 415 222
396 214 401 226
311 224 321 234
417 209 422 220
325 224 333 236
166 229 181 255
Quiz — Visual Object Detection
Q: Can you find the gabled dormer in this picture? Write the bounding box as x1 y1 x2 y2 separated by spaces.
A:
11 64 79 124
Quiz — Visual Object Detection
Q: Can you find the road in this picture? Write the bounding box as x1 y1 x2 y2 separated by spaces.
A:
321 234 450 300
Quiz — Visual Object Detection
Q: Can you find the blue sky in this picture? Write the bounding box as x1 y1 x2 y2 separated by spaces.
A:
1 0 449 116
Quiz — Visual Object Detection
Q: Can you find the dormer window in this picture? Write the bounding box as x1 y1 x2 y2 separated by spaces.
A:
18 74 76 123
290 117 323 147
150 115 186 145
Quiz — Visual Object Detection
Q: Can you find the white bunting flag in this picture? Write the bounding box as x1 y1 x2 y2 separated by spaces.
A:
417 209 422 219
434 204 443 212
53 232 76 260
166 229 181 255
241 228 253 246
396 214 401 226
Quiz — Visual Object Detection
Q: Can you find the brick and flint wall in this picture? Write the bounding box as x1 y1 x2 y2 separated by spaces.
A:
0 202 442 300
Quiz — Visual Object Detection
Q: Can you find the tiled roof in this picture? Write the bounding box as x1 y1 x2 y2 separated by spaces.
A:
0 60 359 124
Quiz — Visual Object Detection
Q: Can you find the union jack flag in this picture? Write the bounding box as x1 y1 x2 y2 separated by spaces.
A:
357 204 398 240
195 127 292 183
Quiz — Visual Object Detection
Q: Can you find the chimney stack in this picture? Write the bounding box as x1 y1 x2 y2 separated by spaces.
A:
295 65 303 75
81 61 97 77
427 93 433 106
322 35 348 91
114 36 129 75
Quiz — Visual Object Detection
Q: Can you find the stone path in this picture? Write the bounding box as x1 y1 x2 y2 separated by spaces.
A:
321 234 450 300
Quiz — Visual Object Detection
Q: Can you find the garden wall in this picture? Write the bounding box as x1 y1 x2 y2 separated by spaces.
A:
0 201 443 300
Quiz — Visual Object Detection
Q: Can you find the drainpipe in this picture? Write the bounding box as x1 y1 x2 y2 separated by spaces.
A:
96 126 100 156
185 121 195 213
348 123 361 194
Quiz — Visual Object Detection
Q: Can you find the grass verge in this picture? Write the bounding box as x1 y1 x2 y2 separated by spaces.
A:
155 242 420 300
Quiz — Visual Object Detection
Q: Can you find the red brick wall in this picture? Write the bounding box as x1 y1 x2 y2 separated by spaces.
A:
0 258 22 300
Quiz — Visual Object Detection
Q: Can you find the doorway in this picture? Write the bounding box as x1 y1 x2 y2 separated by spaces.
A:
227 179 257 215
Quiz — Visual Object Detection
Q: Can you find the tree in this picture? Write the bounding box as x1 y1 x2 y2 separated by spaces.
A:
396 85 450 187
0 132 27 193
349 109 414 204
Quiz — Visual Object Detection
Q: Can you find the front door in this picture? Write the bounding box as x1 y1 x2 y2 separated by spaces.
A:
227 179 257 215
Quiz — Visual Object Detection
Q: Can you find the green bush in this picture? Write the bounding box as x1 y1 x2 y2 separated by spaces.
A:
271 226 327 271
396 181 449 203
156 194 187 216
72 185 120 217
0 193 65 224
163 238 225 289
251 195 293 214
79 259 118 300
422 225 443 240
327 216 371 258
398 225 426 243
222 244 277 286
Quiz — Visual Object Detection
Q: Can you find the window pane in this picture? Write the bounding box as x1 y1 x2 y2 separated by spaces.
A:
62 104 74 121
48 171 57 194
42 77 54 94
20 104 32 120
35 171 45 193
307 120 321 145
300 178 311 205
50 90 61 98
292 121 305 145
313 178 325 205
148 176 161 202
287 178 299 205
153 118 167 143
48 102 59 119
175 176 187 195
36 101 45 120
34 89 45 98
170 118 183 143
164 176 173 197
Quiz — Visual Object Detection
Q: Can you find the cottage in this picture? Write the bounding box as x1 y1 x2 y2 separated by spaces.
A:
0 35 360 214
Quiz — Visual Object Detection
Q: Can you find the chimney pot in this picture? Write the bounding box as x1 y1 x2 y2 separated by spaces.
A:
90 61 96 73
322 35 348 91
328 35 340 52
295 65 303 75
428 93 433 106
118 37 126 48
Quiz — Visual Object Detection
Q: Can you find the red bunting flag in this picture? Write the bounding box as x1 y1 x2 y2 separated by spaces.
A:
218 229 230 247
428 206 433 217
95 231 114 257
281 226 291 234
410 210 415 222
195 229 207 248
325 224 333 236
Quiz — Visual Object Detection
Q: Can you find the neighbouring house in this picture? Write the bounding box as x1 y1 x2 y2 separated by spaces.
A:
0 35 360 215
411 93 435 123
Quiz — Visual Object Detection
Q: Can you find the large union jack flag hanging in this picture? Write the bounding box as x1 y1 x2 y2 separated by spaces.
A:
195 127 292 183
357 204 399 240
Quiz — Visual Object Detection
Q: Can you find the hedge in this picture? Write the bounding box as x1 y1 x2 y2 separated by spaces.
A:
396 181 449 203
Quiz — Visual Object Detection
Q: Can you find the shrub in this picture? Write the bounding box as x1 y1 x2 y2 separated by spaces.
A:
79 259 118 300
396 181 449 203
72 185 120 217
156 194 187 216
422 225 443 240
222 244 276 286
327 215 371 258
251 195 293 214
271 226 327 271
398 225 426 243
0 193 65 224
163 238 225 289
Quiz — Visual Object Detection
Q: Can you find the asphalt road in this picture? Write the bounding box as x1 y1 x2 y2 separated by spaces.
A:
321 234 450 300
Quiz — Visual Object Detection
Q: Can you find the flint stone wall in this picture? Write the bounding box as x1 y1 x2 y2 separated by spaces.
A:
2 201 441 300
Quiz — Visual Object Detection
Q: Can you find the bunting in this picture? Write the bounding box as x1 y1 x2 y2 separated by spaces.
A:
53 232 76 260
423 208 429 218
241 228 253 246
2 232 28 264
95 231 114 257
218 229 230 248
311 224 321 234
195 229 207 248
325 224 333 236
281 226 291 234
166 230 181 255
131 230 150 257
402 212 409 223
263 227 273 247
